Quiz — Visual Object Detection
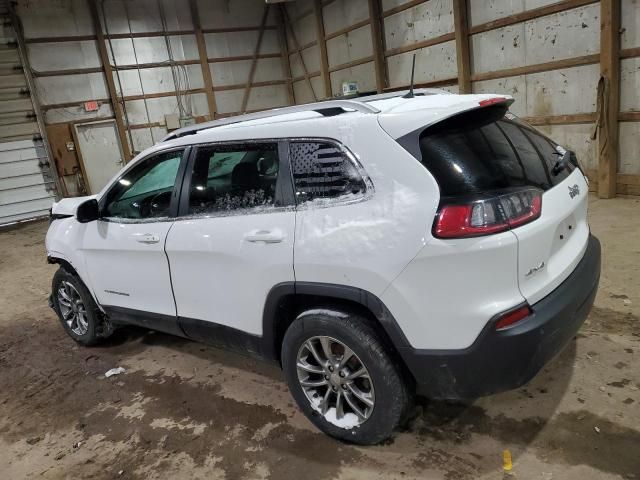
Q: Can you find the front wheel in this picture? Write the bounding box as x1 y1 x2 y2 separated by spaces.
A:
281 309 412 444
51 268 111 346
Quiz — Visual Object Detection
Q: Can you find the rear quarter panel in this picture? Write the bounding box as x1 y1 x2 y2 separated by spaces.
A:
292 116 440 298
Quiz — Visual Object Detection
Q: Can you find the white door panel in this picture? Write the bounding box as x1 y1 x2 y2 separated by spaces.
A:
82 220 176 316
166 212 295 335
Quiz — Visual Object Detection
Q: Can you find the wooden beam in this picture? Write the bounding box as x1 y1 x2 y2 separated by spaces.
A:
189 0 217 120
522 113 596 125
619 111 640 122
201 25 277 34
32 67 103 77
292 71 322 83
452 0 471 93
328 55 375 74
41 98 111 110
25 34 96 43
620 47 640 59
382 0 428 18
113 60 200 70
314 0 332 98
287 39 317 55
384 32 455 57
324 19 370 41
208 53 281 63
369 0 386 92
241 5 270 113
122 88 205 102
276 5 295 105
282 7 318 101
597 0 621 198
214 80 286 93
384 77 458 91
470 53 599 82
24 28 201 43
106 29 195 39
88 0 132 162
470 0 598 35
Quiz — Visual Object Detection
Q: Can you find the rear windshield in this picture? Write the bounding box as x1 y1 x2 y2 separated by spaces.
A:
416 106 574 197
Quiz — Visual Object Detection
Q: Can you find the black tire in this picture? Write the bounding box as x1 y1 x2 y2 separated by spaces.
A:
282 308 412 445
51 267 112 346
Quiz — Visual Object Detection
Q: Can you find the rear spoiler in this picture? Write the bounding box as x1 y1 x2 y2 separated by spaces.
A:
384 96 514 162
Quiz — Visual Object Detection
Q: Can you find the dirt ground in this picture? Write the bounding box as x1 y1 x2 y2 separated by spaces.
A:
0 195 638 480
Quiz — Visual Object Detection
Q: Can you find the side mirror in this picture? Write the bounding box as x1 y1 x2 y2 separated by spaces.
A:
76 199 100 223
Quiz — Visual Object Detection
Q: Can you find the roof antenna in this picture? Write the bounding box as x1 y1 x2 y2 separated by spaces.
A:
403 54 417 98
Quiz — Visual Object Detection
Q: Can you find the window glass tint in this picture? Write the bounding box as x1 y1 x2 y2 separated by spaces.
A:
521 126 574 183
103 149 183 219
417 106 569 197
188 143 279 215
290 142 365 203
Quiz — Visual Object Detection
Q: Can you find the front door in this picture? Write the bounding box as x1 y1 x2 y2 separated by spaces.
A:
81 148 187 335
165 142 295 349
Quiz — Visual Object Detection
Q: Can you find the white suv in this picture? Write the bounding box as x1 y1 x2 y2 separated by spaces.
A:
46 90 601 444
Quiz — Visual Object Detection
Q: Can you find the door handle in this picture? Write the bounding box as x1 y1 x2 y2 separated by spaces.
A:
244 229 285 244
135 233 160 244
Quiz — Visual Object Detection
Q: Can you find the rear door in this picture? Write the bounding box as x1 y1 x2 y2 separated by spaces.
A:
165 141 295 348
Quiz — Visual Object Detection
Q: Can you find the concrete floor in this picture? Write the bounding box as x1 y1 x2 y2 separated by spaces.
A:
0 195 638 480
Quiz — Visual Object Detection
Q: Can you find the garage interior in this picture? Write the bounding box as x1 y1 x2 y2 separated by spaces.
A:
0 0 638 478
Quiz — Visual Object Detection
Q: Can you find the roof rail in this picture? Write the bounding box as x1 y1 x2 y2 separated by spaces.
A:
163 99 381 141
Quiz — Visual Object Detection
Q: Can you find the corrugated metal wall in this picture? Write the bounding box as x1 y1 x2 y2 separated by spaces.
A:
0 0 56 225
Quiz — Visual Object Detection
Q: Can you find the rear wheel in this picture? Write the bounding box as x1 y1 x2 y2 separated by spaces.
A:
282 309 412 444
51 268 112 346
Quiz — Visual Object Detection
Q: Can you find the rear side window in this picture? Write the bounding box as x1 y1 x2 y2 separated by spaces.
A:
289 141 366 203
187 143 279 215
416 106 573 197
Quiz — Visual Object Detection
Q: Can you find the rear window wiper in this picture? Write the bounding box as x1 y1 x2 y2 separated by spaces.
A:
551 145 570 176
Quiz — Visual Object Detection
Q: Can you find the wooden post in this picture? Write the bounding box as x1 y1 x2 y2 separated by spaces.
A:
276 5 295 105
241 5 270 113
189 0 217 119
88 0 132 161
452 0 471 93
598 0 620 198
282 7 318 102
313 0 332 98
368 0 386 93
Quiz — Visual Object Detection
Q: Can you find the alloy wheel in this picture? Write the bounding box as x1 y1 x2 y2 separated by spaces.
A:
296 336 375 425
57 281 89 336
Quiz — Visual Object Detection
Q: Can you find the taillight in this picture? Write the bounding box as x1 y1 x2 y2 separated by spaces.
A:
478 97 508 107
434 187 542 239
494 304 532 331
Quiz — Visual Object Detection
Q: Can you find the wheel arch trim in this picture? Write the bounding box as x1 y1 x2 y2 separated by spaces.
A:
261 281 412 362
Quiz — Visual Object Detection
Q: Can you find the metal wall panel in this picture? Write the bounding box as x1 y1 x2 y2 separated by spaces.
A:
0 139 55 225
0 1 56 225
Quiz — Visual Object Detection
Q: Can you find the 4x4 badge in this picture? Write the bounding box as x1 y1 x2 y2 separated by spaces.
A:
568 184 580 198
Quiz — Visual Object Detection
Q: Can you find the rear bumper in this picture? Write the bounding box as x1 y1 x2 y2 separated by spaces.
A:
402 234 601 400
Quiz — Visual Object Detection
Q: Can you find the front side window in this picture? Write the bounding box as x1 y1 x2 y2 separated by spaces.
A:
187 143 279 215
289 141 366 204
103 149 183 220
